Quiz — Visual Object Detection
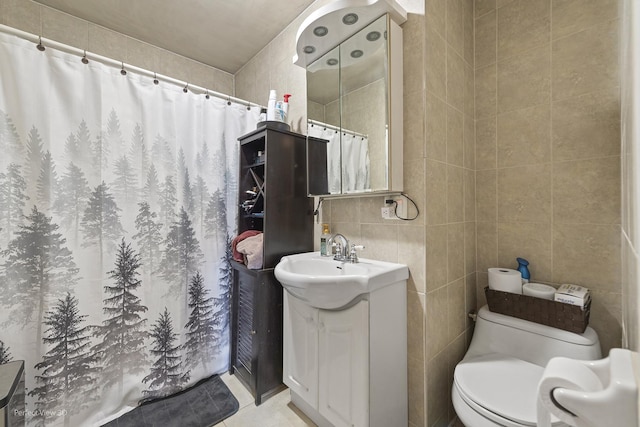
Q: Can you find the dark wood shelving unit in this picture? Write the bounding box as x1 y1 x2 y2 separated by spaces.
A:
229 123 313 405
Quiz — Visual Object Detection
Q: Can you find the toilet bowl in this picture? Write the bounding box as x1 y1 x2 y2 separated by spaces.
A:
452 305 601 427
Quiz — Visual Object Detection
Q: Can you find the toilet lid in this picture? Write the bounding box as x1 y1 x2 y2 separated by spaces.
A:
454 353 559 426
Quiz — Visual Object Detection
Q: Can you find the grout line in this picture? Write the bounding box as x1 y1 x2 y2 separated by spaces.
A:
549 0 554 284
494 0 499 268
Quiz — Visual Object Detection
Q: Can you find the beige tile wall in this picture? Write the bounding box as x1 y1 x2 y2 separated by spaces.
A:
0 0 234 98
424 0 475 425
474 0 622 355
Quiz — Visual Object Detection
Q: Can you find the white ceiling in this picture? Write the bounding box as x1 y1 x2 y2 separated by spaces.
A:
33 0 316 74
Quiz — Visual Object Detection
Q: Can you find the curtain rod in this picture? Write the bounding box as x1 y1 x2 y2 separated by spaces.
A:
308 119 368 139
0 24 263 110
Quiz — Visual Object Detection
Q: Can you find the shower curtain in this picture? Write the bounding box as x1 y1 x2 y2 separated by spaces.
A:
0 31 259 426
307 122 370 194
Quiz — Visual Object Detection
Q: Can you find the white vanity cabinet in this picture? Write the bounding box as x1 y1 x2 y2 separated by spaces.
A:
283 293 319 405
283 280 407 427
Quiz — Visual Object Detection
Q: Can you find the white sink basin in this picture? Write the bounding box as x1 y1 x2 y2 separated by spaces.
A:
274 252 409 309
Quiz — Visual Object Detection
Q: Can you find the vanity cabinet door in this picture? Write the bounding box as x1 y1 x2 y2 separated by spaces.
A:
318 300 369 427
283 293 319 406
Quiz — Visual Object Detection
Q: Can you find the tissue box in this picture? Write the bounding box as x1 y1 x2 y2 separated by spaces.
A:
554 284 591 309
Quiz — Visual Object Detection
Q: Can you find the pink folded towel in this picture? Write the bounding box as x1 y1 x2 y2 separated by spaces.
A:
232 230 261 262
236 233 264 269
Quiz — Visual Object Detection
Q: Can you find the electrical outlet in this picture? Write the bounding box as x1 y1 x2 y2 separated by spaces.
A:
382 196 408 220
381 206 395 219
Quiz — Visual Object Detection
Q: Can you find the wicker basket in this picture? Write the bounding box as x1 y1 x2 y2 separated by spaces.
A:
484 287 591 334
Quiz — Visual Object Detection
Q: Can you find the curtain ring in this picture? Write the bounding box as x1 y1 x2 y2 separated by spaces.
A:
227 96 232 106
153 73 159 85
120 62 127 76
183 83 189 93
247 103 251 111
81 50 89 64
205 89 210 99
36 36 45 51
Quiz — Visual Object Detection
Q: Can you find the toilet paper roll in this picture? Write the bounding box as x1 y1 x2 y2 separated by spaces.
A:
488 267 522 294
537 357 604 426
523 283 556 300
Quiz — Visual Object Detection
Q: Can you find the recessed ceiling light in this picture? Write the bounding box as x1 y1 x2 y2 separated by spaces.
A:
313 26 329 37
327 58 339 66
303 45 316 54
342 13 358 25
366 31 381 41
350 49 364 58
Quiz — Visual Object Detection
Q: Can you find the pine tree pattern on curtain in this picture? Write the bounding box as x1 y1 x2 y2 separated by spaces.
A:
0 31 258 426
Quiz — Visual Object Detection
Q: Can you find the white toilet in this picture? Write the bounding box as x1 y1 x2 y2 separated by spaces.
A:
452 305 601 427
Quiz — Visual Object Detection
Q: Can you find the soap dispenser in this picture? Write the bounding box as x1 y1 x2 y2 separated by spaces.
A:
516 257 530 283
320 223 331 256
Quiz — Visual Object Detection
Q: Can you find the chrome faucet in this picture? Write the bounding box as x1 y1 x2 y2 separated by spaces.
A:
327 233 349 261
327 233 364 263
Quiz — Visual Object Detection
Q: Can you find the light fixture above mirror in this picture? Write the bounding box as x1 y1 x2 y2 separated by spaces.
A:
293 0 407 68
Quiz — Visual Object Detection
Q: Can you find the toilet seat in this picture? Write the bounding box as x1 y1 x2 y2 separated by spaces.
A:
454 353 563 427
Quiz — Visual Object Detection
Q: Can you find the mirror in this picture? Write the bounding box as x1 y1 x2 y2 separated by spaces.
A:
307 15 387 194
294 2 405 197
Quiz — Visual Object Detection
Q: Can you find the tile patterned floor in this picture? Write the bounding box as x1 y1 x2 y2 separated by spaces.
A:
215 373 466 427
214 373 316 427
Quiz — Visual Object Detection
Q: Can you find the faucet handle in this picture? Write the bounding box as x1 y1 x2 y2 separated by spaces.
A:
349 244 365 263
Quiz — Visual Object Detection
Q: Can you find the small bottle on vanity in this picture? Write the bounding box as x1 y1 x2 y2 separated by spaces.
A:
320 223 331 256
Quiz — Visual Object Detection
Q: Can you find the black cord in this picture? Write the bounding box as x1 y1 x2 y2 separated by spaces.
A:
313 197 324 218
393 192 419 221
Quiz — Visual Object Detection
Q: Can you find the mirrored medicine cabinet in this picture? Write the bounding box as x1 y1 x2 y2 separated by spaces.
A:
293 0 406 197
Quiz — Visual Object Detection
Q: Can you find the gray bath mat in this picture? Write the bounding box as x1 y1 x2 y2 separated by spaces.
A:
103 374 239 427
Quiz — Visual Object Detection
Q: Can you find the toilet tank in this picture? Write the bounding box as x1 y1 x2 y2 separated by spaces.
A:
465 306 602 366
